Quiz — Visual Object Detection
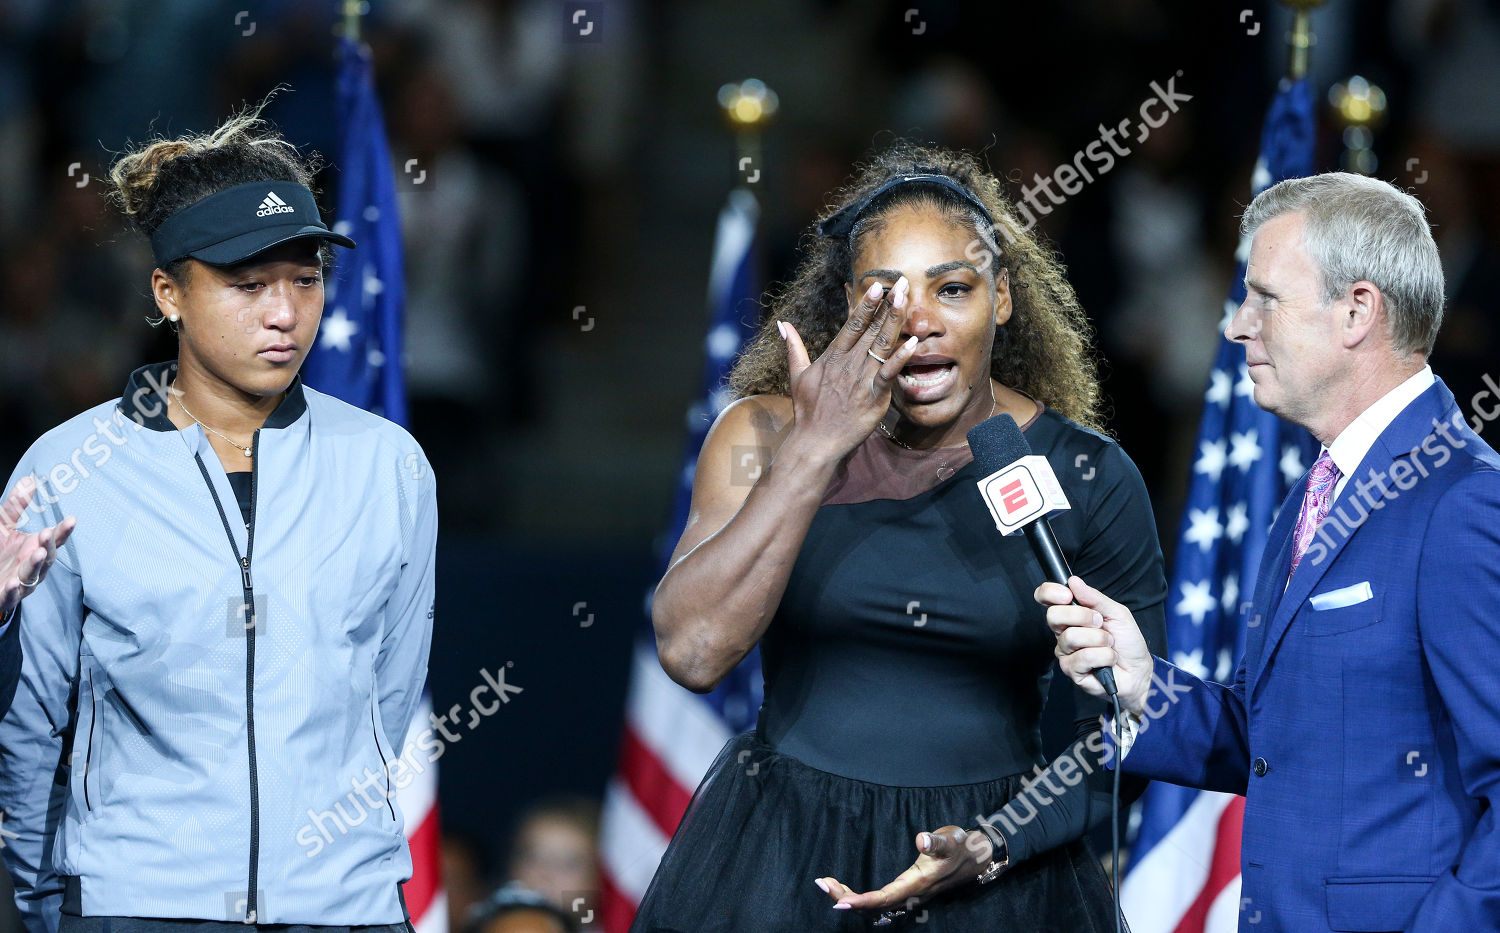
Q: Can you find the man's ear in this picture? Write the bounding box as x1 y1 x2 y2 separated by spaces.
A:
1341 280 1383 350
993 267 1013 327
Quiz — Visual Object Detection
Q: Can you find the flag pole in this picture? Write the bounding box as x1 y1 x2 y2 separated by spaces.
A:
1282 0 1329 80
717 79 778 192
342 0 365 42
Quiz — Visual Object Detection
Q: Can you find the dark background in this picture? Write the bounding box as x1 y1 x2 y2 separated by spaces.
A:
1 0 1497 928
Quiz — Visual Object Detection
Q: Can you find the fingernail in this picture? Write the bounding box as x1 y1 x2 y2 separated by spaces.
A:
919 832 932 850
814 879 829 893
833 903 852 910
777 320 786 339
867 281 883 300
903 335 918 351
1093 611 1104 626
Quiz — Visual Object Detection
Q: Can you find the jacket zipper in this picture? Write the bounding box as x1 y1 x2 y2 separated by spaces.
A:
195 436 261 924
83 671 96 811
372 709 397 820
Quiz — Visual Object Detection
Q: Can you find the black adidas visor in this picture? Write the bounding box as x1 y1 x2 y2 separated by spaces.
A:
149 180 356 268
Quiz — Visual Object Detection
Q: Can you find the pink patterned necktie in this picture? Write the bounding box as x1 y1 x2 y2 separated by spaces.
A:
1288 450 1341 578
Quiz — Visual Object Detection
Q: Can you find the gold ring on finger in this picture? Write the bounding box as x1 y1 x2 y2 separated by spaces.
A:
867 348 890 365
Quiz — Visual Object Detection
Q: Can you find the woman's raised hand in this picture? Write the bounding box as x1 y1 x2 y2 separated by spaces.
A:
779 276 919 463
0 476 76 618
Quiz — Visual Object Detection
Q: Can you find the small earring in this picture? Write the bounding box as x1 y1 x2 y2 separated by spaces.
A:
168 313 179 322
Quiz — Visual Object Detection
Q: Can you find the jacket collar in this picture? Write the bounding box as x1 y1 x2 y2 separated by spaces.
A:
117 360 308 432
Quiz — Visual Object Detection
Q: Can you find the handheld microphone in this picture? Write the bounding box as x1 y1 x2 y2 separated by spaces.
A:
968 414 1118 697
969 412 1129 933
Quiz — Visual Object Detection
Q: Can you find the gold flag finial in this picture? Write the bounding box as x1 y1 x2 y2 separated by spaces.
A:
1282 0 1330 80
342 0 367 41
1329 76 1387 174
718 80 778 188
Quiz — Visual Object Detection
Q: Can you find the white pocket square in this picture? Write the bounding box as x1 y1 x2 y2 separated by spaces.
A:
1310 581 1373 611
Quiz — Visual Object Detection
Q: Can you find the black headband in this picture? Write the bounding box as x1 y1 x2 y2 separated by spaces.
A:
149 180 356 268
816 171 995 239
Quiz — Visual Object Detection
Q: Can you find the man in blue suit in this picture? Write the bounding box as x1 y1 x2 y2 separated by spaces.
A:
0 476 74 718
1042 172 1500 932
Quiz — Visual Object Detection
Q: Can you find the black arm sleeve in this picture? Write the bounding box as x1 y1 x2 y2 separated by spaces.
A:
0 606 17 719
978 441 1169 863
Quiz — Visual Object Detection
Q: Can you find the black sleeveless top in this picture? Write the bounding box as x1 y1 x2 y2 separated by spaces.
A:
756 407 1167 796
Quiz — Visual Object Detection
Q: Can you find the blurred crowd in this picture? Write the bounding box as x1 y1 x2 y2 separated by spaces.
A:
0 0 1498 928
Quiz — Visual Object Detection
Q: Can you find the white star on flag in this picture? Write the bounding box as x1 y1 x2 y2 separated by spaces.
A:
708 385 735 417
1215 645 1236 682
1173 647 1210 680
1249 156 1271 200
1195 439 1228 483
1235 363 1256 399
320 309 360 352
1219 299 1239 334
1281 444 1308 485
706 323 740 361
1221 573 1240 613
1205 369 1232 407
1228 430 1262 472
1175 580 1216 626
362 265 383 300
1224 502 1250 544
1183 507 1224 552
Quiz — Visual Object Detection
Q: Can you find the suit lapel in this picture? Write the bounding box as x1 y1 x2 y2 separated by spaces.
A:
1244 479 1304 696
1250 379 1459 700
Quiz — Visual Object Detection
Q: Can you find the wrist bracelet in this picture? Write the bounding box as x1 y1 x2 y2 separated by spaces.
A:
974 831 1010 884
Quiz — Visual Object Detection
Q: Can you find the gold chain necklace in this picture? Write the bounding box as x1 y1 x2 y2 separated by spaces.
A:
171 379 255 458
877 384 998 450
877 384 999 480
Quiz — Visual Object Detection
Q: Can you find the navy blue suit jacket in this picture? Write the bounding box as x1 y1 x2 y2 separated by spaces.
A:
1126 378 1500 932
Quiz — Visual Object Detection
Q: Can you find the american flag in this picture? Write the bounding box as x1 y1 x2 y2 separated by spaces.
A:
301 36 445 933
598 188 763 932
1119 78 1319 932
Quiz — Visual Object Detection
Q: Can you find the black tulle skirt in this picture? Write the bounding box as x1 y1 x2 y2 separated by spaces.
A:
630 731 1122 933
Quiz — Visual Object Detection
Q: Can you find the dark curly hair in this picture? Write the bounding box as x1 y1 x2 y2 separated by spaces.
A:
728 141 1104 431
106 91 329 326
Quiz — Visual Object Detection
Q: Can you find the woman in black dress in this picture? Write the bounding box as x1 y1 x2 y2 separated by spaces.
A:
636 142 1167 931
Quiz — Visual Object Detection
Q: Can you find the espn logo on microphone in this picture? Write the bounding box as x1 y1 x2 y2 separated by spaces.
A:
977 455 1071 534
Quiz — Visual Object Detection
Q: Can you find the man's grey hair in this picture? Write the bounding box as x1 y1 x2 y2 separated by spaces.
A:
1240 172 1445 356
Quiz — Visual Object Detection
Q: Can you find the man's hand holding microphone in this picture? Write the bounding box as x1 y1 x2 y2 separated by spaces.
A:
1036 576 1156 718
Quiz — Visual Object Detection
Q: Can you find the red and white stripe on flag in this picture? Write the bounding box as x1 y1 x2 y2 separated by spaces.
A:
598 643 733 931
399 696 448 933
1121 791 1245 933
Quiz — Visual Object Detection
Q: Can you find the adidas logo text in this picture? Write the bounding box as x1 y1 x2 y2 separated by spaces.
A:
256 191 295 217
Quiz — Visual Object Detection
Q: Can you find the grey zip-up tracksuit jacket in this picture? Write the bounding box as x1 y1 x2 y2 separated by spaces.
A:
0 360 436 929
